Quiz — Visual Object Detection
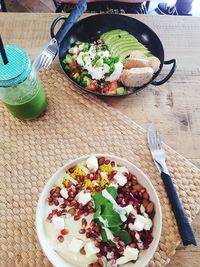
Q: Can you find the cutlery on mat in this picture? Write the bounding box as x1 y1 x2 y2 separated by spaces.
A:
33 0 87 72
147 125 197 246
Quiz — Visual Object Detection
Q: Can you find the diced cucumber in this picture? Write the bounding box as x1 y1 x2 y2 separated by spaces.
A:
116 87 127 95
63 54 73 64
81 76 91 87
73 73 80 80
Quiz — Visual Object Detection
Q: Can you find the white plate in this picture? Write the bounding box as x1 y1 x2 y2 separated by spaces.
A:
36 154 162 267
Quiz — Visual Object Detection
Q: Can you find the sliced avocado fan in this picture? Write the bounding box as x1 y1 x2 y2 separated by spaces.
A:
100 29 152 62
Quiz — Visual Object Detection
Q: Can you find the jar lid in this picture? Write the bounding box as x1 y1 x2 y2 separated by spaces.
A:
0 45 32 87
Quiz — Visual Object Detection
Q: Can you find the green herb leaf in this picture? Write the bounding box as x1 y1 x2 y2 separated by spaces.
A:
93 186 117 210
101 203 122 228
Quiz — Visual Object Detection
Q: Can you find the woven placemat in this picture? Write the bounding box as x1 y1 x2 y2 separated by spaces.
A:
0 69 199 267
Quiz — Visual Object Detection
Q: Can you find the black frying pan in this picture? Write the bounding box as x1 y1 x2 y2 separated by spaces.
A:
51 14 176 97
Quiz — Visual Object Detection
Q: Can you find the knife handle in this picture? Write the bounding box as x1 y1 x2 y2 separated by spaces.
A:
50 0 87 44
161 172 197 246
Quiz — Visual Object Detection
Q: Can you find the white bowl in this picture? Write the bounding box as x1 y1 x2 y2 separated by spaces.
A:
36 154 162 267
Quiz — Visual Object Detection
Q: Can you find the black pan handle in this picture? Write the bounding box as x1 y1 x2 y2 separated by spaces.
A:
151 59 176 86
50 0 87 44
50 16 67 39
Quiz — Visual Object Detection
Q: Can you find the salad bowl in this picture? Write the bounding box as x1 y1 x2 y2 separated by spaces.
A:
36 154 162 267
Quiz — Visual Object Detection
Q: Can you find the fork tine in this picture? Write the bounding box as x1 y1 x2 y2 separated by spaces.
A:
156 131 163 150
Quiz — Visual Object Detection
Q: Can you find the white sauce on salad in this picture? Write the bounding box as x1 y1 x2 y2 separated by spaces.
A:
102 188 132 222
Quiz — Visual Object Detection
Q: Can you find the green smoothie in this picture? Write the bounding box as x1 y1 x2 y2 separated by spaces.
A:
5 85 46 120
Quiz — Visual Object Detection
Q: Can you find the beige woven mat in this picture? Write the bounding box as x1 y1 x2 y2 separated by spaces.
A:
0 69 199 267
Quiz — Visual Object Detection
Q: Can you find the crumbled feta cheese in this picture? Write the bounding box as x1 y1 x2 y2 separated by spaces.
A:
52 217 65 230
116 246 139 265
106 61 123 82
123 204 133 215
76 190 92 206
84 242 100 257
60 188 69 199
77 52 84 66
86 156 98 171
133 215 146 231
113 172 127 186
124 246 139 260
144 217 152 230
100 172 108 180
68 237 84 253
128 223 135 231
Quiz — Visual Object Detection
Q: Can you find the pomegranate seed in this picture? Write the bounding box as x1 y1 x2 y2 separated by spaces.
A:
57 235 64 243
86 232 91 238
105 159 110 165
69 191 75 197
78 203 83 209
61 229 68 235
49 202 53 206
50 188 56 195
117 197 123 204
111 161 115 167
53 199 59 206
111 170 117 176
108 174 113 180
113 236 120 242
79 229 86 234
59 204 66 209
119 241 125 246
88 208 94 213
94 225 101 233
122 172 129 178
77 209 84 216
86 228 92 233
74 215 81 221
95 186 101 192
82 218 87 228
57 211 62 216
94 240 100 247
119 246 124 253
84 211 89 216
47 213 53 220
90 220 95 227
131 175 137 180
88 201 93 208
69 167 75 173
52 192 60 198
52 209 58 215
130 242 137 248
48 197 53 203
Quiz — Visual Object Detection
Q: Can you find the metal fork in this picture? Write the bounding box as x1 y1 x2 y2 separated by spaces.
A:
147 125 197 246
147 126 169 175
32 38 58 72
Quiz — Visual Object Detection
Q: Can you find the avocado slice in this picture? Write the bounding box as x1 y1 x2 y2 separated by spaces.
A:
103 31 129 43
101 29 123 41
110 42 141 54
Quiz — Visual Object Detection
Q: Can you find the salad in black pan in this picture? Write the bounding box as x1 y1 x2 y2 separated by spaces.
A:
63 29 160 96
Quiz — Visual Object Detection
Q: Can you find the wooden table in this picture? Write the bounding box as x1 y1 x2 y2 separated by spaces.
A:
1 13 199 267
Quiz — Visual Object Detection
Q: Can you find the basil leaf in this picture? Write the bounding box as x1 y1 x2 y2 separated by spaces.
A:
101 203 122 227
93 186 117 210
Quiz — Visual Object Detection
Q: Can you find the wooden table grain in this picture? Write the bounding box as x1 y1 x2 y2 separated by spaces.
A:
0 13 199 267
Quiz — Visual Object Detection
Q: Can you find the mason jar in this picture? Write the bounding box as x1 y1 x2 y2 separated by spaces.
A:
0 45 46 120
